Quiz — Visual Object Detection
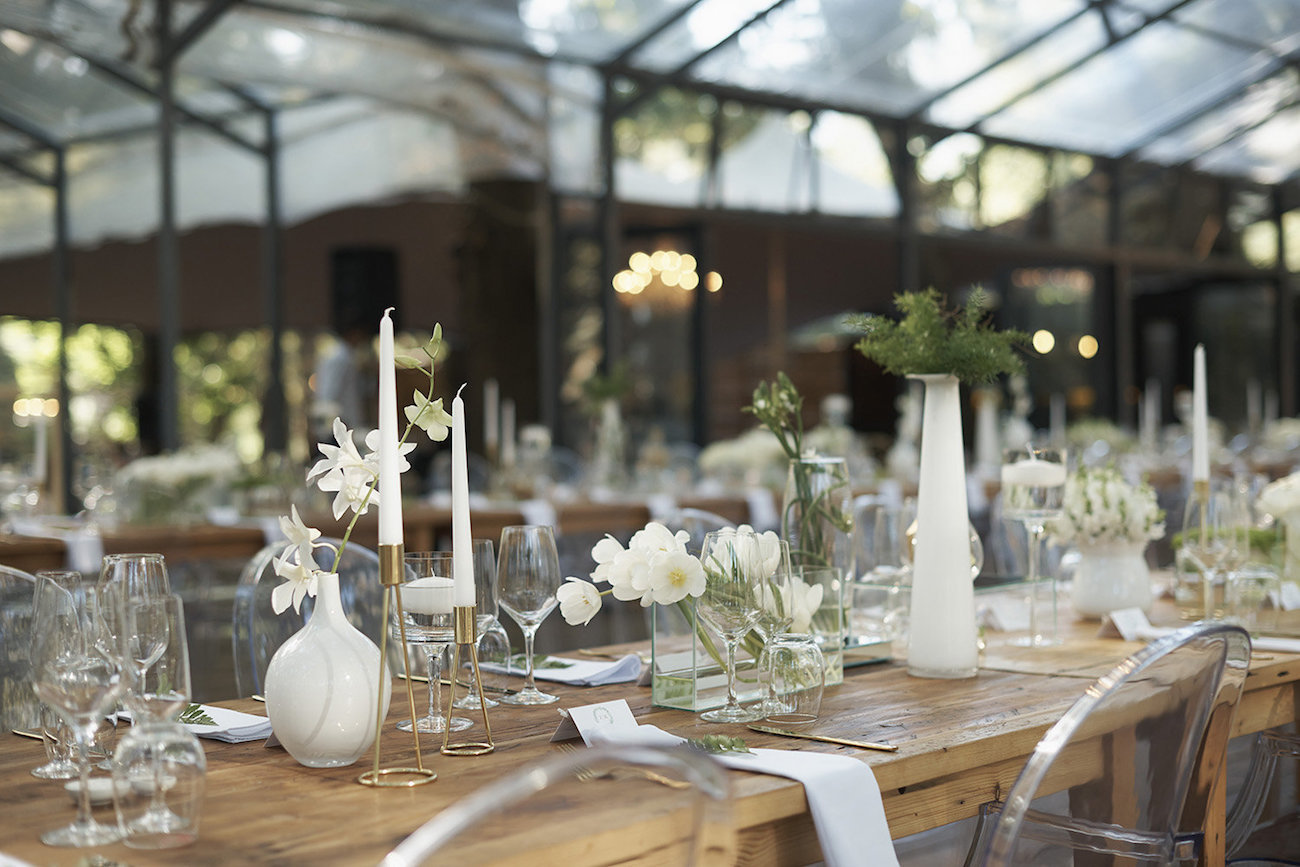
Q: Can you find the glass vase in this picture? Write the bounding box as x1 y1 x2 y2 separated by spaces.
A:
650 600 764 712
781 456 854 577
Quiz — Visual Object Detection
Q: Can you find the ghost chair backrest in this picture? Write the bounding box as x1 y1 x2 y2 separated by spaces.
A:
231 538 385 697
969 621 1251 866
0 564 40 729
661 508 735 558
379 743 733 867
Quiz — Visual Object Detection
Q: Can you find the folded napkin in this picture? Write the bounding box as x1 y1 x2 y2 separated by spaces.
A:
180 705 273 743
9 516 104 575
481 654 642 686
589 723 899 867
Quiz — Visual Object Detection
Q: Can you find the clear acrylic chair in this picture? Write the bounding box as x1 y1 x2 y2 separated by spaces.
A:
965 621 1251 866
662 507 734 557
1225 729 1300 857
379 743 733 866
0 564 40 730
230 537 384 696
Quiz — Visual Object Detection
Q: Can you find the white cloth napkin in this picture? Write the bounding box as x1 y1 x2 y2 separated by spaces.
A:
588 723 899 867
481 654 642 686
9 516 104 574
180 705 273 743
518 498 559 528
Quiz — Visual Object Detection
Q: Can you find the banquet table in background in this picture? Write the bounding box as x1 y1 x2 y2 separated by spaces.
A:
0 602 1296 867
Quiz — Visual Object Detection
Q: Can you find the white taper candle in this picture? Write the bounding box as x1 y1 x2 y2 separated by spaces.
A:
378 309 403 545
451 385 475 606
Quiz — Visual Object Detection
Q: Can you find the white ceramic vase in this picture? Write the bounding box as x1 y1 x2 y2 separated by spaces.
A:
906 374 979 678
1071 541 1152 619
264 572 391 768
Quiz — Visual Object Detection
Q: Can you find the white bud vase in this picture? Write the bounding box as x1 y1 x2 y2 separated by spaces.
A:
264 572 391 768
907 374 979 679
1072 542 1152 619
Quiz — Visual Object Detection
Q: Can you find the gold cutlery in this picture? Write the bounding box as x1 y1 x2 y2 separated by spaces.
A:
251 694 266 703
11 729 43 741
746 724 898 752
397 672 517 695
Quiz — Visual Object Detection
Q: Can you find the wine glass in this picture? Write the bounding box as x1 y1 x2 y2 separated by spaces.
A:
99 552 171 598
120 594 195 840
1000 446 1067 647
750 539 794 716
29 570 83 780
697 527 769 723
30 579 130 846
395 552 469 733
496 525 562 706
455 538 502 711
1178 483 1249 620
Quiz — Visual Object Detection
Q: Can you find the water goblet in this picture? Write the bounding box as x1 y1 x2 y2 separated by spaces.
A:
99 552 171 598
750 539 794 716
31 579 130 846
30 569 83 781
1001 447 1067 647
1177 483 1249 620
497 525 562 706
395 552 470 733
697 527 772 723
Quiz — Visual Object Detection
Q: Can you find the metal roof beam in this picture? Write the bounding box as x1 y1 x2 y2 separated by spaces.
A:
608 0 711 67
669 0 796 78
0 102 57 149
157 0 238 66
1179 93 1300 170
0 152 52 185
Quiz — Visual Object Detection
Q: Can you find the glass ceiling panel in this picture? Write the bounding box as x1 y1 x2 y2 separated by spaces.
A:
0 0 136 62
926 12 1108 129
1140 68 1300 165
629 0 777 72
691 0 1088 117
981 21 1275 157
1195 103 1300 184
262 0 693 63
1162 0 1300 54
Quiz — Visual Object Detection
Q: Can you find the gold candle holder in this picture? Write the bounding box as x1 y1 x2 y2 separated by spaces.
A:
358 543 437 787
441 605 495 756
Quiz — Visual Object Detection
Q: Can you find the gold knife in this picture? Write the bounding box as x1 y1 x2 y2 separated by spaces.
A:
747 724 898 752
11 729 43 741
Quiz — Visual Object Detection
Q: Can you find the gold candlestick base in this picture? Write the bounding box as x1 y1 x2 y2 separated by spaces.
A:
442 605 496 757
359 543 437 787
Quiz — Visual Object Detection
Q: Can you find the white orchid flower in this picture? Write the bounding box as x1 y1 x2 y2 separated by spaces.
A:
317 465 380 520
363 428 416 473
557 578 603 626
271 548 320 615
307 418 369 485
404 391 453 442
278 505 321 563
644 549 706 606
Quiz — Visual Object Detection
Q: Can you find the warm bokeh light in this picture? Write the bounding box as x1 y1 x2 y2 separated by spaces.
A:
1032 329 1055 354
679 270 700 290
628 251 651 273
618 250 719 299
1077 334 1099 359
706 271 722 292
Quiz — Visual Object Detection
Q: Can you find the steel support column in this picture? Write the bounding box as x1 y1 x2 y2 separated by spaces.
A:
156 0 181 452
261 107 287 453
1275 186 1296 416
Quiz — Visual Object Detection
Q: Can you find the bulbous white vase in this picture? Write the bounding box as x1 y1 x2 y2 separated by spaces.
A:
1072 542 1152 619
264 573 391 768
906 374 979 679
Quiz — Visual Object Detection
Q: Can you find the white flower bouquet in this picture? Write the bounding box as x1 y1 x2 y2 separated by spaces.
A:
1049 466 1165 548
557 522 706 625
116 444 245 524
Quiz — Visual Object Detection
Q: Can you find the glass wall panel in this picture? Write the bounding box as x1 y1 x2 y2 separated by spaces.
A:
1049 151 1107 247
614 87 710 207
811 112 897 217
547 63 601 195
1195 104 1300 184
916 133 982 232
1119 163 1226 252
718 108 811 212
980 144 1049 236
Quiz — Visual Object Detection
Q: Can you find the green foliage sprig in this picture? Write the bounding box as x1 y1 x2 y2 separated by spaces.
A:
847 288 1028 385
687 734 752 755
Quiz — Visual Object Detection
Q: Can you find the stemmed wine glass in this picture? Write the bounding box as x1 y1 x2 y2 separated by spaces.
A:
30 578 130 846
497 525 562 706
1000 447 1067 647
750 539 794 716
1178 484 1249 620
698 527 770 723
454 539 502 710
395 552 470 733
29 570 83 781
99 552 171 599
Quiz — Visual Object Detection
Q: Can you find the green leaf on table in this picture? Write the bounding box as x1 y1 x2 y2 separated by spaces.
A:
178 704 217 726
508 653 573 670
687 734 751 755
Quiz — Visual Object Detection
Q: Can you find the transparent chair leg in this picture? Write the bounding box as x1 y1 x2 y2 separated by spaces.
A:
1226 730 1300 857
962 801 998 867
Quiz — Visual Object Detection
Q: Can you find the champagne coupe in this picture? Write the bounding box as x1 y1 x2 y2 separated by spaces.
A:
30 570 83 780
30 579 130 846
698 527 769 723
497 525 562 706
1001 447 1067 647
455 538 502 710
395 552 469 733
749 539 794 716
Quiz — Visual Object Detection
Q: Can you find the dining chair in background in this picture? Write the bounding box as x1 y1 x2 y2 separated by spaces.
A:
1225 728 1300 860
662 507 734 557
0 564 40 730
964 621 1251 866
230 538 385 696
379 742 733 866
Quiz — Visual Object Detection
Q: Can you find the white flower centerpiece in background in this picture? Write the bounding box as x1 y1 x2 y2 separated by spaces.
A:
1258 471 1300 583
115 443 244 525
1051 466 1165 617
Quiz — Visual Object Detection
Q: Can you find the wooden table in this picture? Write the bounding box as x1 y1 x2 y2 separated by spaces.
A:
2 615 1296 865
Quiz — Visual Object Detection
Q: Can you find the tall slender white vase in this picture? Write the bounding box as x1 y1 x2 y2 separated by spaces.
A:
264 573 391 767
907 374 979 678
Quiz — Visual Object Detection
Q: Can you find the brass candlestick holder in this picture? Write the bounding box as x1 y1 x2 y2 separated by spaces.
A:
358 543 437 787
442 605 495 756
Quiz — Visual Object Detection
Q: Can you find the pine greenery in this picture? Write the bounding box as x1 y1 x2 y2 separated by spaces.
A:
846 288 1028 385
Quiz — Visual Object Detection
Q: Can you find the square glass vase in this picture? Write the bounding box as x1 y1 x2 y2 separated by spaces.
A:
650 601 764 712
